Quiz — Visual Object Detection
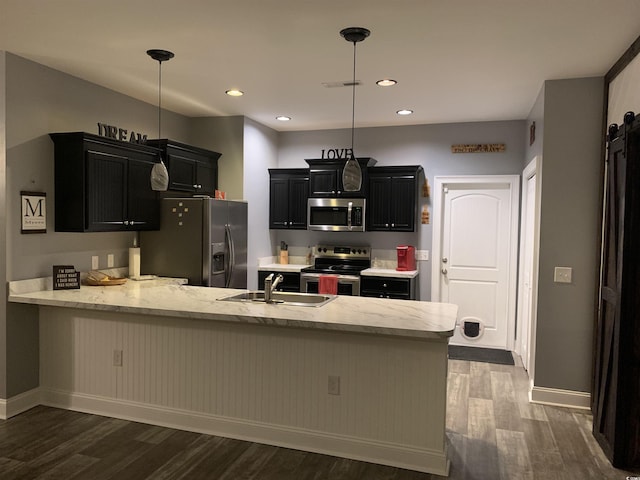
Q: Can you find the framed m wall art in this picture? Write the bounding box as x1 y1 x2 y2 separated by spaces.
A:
21 191 47 234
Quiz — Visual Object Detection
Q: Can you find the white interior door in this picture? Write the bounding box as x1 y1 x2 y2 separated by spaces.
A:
432 176 519 350
516 157 541 375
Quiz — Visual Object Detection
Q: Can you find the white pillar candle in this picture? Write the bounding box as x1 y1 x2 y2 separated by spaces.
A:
129 247 141 279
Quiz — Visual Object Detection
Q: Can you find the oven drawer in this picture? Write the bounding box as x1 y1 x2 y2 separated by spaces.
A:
360 276 416 300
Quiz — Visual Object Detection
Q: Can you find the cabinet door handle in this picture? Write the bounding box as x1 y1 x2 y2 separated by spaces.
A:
124 220 129 226
385 223 389 228
391 223 395 228
383 283 387 288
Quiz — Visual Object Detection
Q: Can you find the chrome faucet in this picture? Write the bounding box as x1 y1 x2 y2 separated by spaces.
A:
264 273 283 303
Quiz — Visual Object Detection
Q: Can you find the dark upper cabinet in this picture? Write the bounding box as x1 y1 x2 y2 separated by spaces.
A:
367 166 423 232
50 132 161 232
145 139 221 195
269 169 309 229
305 158 376 197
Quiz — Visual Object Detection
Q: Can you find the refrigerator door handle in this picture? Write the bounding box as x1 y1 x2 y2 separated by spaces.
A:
225 223 235 287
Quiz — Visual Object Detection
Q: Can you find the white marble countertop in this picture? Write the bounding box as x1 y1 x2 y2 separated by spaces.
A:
257 263 310 272
8 278 456 340
361 268 419 278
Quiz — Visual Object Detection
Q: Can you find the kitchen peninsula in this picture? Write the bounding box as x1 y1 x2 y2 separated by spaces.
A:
9 278 457 475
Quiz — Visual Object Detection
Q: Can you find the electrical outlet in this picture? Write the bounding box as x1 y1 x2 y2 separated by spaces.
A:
113 349 123 367
554 266 572 284
328 375 341 395
91 255 99 270
416 250 429 261
107 254 114 268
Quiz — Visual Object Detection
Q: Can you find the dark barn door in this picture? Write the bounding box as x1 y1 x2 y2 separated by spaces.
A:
592 113 640 469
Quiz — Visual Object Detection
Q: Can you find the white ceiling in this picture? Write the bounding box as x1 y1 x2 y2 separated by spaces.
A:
2 0 640 132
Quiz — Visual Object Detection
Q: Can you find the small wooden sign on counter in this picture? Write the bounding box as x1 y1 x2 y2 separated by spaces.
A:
451 143 505 154
53 265 80 290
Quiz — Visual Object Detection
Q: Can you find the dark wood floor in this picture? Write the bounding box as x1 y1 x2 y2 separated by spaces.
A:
1 358 638 479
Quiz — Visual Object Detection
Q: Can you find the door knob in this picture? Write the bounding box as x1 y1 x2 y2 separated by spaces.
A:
441 268 448 275
442 258 448 263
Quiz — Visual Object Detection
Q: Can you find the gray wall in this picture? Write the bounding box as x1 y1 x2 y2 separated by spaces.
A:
2 53 193 398
525 83 545 164
276 121 526 300
533 77 604 393
190 116 245 200
243 118 279 289
5 53 191 281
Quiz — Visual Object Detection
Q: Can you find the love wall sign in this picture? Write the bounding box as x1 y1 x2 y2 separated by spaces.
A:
320 148 354 160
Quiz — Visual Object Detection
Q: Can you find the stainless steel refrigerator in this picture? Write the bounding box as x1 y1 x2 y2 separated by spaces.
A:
140 197 247 288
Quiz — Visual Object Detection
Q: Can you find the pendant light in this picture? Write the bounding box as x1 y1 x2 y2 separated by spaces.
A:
147 49 174 191
340 27 370 192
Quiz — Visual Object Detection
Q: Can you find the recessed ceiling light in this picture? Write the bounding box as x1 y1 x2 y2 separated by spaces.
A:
376 79 397 87
276 116 291 121
396 109 413 115
225 89 244 97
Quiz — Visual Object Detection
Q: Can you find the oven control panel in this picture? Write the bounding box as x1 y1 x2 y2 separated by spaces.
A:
315 245 370 259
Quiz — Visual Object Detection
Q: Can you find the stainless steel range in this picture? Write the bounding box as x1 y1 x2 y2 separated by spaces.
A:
300 245 371 296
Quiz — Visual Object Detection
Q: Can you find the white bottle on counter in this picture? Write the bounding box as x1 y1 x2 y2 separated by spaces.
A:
129 237 141 279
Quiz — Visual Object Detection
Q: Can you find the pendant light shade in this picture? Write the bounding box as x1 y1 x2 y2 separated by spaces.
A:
340 27 370 192
147 49 174 192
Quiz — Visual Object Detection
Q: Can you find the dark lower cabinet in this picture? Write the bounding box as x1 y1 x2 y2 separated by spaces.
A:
269 169 309 229
592 115 640 469
367 166 422 232
257 271 301 292
360 276 416 300
145 139 220 195
51 132 161 232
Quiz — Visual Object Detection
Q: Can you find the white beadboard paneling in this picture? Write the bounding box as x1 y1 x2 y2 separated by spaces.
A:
39 306 450 474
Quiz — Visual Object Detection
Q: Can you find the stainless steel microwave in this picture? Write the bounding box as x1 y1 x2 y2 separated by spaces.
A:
307 198 365 232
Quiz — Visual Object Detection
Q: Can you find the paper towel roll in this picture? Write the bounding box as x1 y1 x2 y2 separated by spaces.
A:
129 247 141 279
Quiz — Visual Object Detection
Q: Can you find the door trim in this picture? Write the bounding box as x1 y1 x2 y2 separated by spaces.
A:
516 157 542 380
431 175 520 351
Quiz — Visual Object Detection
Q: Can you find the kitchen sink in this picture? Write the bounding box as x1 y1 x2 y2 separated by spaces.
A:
218 290 335 307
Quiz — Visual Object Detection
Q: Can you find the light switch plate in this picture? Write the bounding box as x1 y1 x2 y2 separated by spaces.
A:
416 250 429 261
554 266 572 284
107 254 114 268
91 255 99 270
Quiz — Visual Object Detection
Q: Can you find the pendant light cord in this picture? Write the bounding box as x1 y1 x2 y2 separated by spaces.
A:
158 60 163 139
351 41 357 154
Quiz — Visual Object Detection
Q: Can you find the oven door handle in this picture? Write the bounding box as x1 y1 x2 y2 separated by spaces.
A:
300 273 360 281
347 201 352 230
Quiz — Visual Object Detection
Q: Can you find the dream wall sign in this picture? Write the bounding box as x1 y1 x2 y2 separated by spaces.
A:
21 191 46 234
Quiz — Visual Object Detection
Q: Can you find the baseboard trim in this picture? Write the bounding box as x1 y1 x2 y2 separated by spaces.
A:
0 388 42 420
530 385 591 410
40 388 450 476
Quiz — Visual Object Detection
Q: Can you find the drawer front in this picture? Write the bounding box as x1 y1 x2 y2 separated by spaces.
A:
361 276 414 300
